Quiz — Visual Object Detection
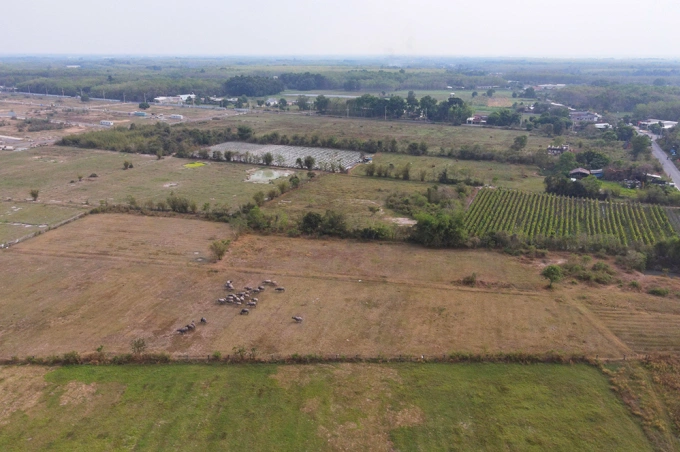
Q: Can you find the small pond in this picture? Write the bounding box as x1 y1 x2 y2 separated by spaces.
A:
246 169 293 183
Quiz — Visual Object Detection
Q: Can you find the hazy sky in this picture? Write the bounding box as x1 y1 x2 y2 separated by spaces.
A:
5 0 680 58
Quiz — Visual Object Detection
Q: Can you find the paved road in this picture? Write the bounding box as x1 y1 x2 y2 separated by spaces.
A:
650 138 680 187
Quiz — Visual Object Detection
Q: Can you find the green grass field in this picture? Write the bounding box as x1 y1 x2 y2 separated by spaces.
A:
0 363 652 451
0 147 282 210
354 153 545 191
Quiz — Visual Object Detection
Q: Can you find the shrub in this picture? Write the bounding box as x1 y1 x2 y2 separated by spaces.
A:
29 189 39 201
615 251 647 272
253 191 265 207
210 240 230 260
130 338 147 355
212 351 222 361
62 351 81 365
629 280 641 290
267 188 279 200
462 273 477 287
592 262 615 275
648 287 670 297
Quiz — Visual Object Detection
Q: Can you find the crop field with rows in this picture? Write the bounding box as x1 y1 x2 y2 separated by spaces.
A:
465 189 676 246
209 142 363 171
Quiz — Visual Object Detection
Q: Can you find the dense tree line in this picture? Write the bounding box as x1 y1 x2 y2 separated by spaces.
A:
223 76 284 97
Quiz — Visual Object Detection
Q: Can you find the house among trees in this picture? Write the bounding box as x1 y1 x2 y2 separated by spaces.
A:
638 119 678 130
569 168 591 180
154 94 195 105
466 114 488 125
265 98 279 106
547 144 570 155
569 111 602 122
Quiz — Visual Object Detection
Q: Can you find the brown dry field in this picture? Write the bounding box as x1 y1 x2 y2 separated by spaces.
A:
4 213 679 360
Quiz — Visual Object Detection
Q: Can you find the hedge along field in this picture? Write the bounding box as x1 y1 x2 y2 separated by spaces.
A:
465 188 676 246
0 363 654 451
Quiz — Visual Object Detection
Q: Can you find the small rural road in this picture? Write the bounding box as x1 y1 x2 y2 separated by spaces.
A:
650 138 680 187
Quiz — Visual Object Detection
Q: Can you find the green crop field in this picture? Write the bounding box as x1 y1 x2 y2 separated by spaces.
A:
0 363 653 451
465 188 676 246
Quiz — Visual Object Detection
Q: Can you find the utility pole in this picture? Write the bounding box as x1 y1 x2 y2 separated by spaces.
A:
384 105 387 121
123 93 125 103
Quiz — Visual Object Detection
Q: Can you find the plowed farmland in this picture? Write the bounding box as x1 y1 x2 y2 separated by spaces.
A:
0 213 670 359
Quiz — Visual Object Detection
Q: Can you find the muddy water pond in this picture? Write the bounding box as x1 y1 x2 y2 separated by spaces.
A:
246 169 294 183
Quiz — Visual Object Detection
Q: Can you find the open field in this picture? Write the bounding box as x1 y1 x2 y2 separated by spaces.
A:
0 363 654 451
0 146 282 208
0 213 666 359
353 152 545 191
194 112 554 153
0 202 83 244
263 173 426 229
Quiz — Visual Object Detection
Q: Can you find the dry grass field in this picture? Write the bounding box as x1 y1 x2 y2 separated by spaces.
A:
0 213 665 360
0 146 277 208
0 202 83 244
195 112 553 153
264 173 426 229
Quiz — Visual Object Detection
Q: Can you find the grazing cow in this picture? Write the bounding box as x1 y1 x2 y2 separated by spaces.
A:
177 327 189 334
245 286 253 291
263 279 272 284
217 298 227 304
258 286 265 291
187 322 196 330
275 287 285 292
240 309 250 315
200 317 207 324
252 298 259 302
247 301 257 307
292 316 303 323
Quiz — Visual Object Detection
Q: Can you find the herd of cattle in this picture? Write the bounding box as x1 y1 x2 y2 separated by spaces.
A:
176 278 302 334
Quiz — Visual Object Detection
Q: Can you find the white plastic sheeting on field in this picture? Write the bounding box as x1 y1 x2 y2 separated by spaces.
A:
208 142 363 172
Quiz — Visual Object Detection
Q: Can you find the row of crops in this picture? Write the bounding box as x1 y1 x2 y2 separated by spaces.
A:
464 188 677 246
209 142 363 171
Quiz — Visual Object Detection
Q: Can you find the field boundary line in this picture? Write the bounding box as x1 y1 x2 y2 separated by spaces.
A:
2 212 87 247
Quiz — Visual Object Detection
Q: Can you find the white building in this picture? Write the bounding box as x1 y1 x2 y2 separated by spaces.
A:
100 120 114 126
265 98 279 106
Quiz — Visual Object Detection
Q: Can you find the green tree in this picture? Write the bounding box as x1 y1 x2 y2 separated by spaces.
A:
541 265 563 288
210 240 230 260
419 95 437 119
279 98 288 108
138 102 150 110
237 125 253 140
471 91 478 98
406 91 419 112
314 95 330 113
631 134 651 159
297 96 309 111
486 88 495 97
303 156 315 170
300 211 323 234
511 135 528 151
263 152 274 166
